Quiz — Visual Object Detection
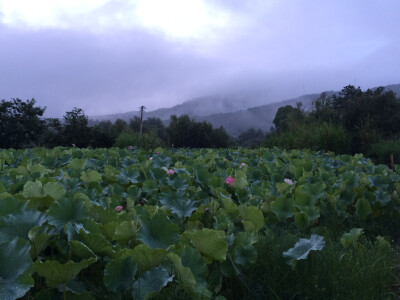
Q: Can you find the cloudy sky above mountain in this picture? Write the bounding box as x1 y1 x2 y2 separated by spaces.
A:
1 0 399 117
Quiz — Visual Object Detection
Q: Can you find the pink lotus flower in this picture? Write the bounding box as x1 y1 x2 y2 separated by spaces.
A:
115 205 123 212
167 169 174 175
223 158 227 162
72 144 76 147
240 162 246 167
225 176 234 186
284 178 294 185
325 152 329 155
128 146 133 149
156 151 160 154
149 157 153 160
205 207 210 212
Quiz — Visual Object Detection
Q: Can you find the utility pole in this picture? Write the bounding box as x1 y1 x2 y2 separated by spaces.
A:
139 106 146 135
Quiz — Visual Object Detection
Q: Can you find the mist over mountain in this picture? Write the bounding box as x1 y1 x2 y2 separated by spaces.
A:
90 83 400 137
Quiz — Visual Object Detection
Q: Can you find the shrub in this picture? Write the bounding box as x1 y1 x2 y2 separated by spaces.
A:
115 131 164 150
367 139 400 166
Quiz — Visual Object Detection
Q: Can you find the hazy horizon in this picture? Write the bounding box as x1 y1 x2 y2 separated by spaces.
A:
1 0 399 118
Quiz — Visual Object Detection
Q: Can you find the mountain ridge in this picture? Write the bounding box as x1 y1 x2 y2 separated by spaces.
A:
90 83 400 136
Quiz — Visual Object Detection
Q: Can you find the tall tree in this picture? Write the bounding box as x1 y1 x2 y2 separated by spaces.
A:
62 107 90 147
0 98 46 148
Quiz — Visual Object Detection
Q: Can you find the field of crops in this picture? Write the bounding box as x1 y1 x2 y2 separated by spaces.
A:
1 147 400 299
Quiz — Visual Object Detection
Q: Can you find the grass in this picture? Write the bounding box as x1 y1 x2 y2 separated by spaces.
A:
220 227 399 300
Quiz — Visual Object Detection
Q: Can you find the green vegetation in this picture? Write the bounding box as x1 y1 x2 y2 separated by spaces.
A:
265 85 400 165
0 98 230 149
0 147 399 299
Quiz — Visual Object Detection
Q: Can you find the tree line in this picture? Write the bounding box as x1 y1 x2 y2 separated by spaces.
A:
264 85 400 164
2 84 400 165
0 99 231 149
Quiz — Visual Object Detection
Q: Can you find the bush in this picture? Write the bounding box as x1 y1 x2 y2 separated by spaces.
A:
367 139 400 166
264 122 351 154
115 131 164 150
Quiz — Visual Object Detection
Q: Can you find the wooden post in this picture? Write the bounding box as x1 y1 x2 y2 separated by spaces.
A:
390 154 394 171
139 106 146 135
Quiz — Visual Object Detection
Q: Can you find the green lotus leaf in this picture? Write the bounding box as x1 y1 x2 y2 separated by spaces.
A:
283 235 325 269
368 175 389 190
159 190 198 219
355 198 372 220
43 182 66 201
299 205 320 223
80 170 102 184
0 209 46 243
103 165 118 182
294 212 309 230
220 194 239 218
132 267 173 300
56 278 87 296
79 230 115 257
113 220 139 245
184 229 228 262
234 245 257 267
33 258 96 288
373 190 392 206
195 169 211 186
117 244 168 274
70 240 97 259
137 213 180 249
150 168 167 180
168 176 189 191
294 192 313 208
239 206 265 232
233 170 248 190
232 232 258 267
28 226 51 259
180 246 208 284
0 238 34 300
340 228 363 248
67 158 88 170
28 163 48 174
167 253 196 291
116 167 140 185
271 196 295 221
0 196 23 217
22 181 44 198
47 198 89 232
298 182 325 201
104 256 137 293
214 209 235 232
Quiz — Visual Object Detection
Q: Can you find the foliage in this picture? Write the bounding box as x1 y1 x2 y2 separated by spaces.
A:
166 114 230 148
0 147 399 299
62 107 91 147
265 85 400 164
237 128 265 147
0 98 46 149
115 131 164 149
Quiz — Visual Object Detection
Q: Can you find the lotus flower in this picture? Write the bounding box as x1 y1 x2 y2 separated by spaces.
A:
72 144 76 147
149 157 153 160
225 176 234 186
240 162 246 167
115 205 124 212
156 151 160 154
128 146 133 149
167 169 174 175
284 178 294 185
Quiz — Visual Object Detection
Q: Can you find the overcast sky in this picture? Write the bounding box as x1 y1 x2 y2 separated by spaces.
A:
1 0 399 117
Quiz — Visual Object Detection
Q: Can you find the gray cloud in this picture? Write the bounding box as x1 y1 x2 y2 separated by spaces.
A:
0 1 399 117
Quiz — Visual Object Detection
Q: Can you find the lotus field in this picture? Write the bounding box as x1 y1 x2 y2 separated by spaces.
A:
1 147 400 299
